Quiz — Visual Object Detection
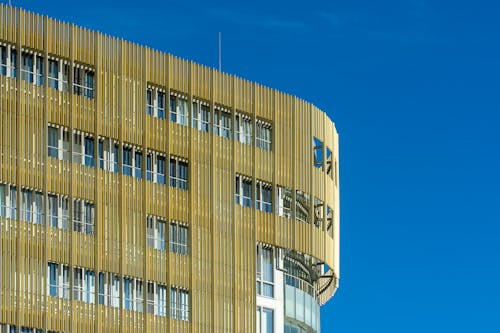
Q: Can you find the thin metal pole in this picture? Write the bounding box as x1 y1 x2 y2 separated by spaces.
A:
218 32 221 71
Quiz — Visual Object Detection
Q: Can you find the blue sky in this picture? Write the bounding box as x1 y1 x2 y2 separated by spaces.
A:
11 0 500 331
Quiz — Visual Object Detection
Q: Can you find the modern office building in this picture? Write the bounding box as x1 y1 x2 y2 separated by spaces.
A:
0 5 340 333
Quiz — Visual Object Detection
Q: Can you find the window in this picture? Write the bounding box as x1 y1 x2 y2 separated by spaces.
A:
146 86 166 119
47 58 69 92
74 131 96 167
146 151 166 185
0 324 17 333
20 189 43 224
169 157 188 190
256 246 274 298
48 194 69 230
0 44 16 78
98 271 120 307
146 215 166 251
326 147 333 179
314 197 324 229
147 281 167 316
235 113 252 145
313 137 323 169
256 120 272 151
122 146 133 176
123 277 143 312
235 175 252 208
276 185 292 218
98 137 119 173
214 106 231 139
192 100 210 132
295 190 310 223
73 65 94 99
256 181 272 213
73 199 95 234
73 267 95 303
256 307 274 333
326 206 333 238
169 221 188 255
47 125 70 161
47 262 70 299
170 94 188 126
0 183 16 219
170 287 189 321
20 51 33 83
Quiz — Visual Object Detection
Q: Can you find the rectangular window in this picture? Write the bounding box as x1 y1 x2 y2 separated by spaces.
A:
235 113 252 145
146 86 166 119
123 277 143 312
73 65 94 99
0 45 7 76
98 272 120 307
35 55 44 85
47 262 69 299
257 307 274 333
276 185 292 218
48 194 69 230
192 100 210 132
313 137 324 169
48 126 59 158
48 59 58 89
74 267 95 303
235 175 252 208
169 158 188 190
256 246 274 298
20 51 33 83
169 221 188 255
170 287 189 321
0 45 16 78
295 190 310 223
326 206 333 238
47 125 70 161
84 137 95 167
134 151 142 179
73 133 83 165
73 199 95 235
170 94 188 126
214 107 231 139
147 281 167 316
256 181 272 213
326 147 333 179
146 215 166 251
0 183 16 219
122 147 133 176
314 197 324 228
48 58 69 91
146 151 166 185
256 121 272 151
20 189 33 223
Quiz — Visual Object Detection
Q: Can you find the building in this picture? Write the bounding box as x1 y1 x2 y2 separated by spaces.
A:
0 5 339 333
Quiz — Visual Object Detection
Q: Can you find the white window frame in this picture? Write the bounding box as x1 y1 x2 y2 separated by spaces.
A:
73 130 95 167
235 113 253 145
73 198 95 235
169 93 188 126
147 281 167 316
256 306 274 333
73 63 94 99
123 276 143 312
192 99 210 132
98 271 121 308
146 215 166 251
98 137 119 173
256 120 272 151
0 183 17 219
214 106 231 139
146 150 166 185
170 287 189 321
256 181 272 213
73 266 95 303
235 174 252 208
47 262 70 299
47 56 69 92
276 185 292 219
169 221 188 255
47 124 71 161
0 43 16 78
146 85 166 119
169 157 188 190
256 245 274 298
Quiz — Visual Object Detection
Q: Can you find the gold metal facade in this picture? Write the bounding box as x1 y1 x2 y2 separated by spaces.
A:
0 5 340 333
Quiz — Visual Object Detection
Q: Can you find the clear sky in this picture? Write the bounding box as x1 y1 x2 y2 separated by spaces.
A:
10 0 500 332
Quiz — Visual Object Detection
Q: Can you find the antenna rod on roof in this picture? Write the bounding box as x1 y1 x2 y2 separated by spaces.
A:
218 32 222 71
